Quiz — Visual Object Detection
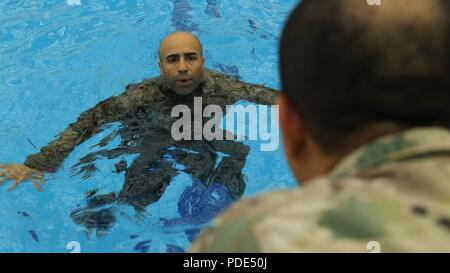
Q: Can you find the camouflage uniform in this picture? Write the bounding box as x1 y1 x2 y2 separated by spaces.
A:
22 69 277 235
191 127 450 252
24 69 277 174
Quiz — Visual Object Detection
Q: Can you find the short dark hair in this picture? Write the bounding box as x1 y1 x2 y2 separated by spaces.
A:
280 0 449 153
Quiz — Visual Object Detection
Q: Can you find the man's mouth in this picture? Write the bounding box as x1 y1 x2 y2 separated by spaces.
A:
176 78 192 86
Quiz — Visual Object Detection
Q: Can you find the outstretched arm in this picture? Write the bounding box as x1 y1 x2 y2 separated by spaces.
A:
229 80 279 105
24 79 158 173
205 70 279 106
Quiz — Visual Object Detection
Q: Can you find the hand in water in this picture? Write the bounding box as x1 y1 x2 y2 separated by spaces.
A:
0 163 45 192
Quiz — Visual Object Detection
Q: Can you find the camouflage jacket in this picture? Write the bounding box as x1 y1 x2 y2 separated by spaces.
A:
191 127 450 252
23 69 277 173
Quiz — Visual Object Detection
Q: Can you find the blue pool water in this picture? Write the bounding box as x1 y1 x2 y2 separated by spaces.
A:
0 0 298 252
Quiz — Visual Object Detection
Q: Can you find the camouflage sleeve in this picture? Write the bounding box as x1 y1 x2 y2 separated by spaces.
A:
227 80 279 105
191 177 450 252
207 70 279 105
23 79 158 173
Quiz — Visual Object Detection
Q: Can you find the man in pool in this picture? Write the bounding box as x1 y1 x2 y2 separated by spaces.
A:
0 31 278 234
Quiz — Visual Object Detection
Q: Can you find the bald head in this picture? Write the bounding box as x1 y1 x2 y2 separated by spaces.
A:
159 31 203 62
279 0 449 153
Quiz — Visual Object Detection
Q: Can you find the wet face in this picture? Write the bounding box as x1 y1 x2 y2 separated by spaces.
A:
159 32 205 95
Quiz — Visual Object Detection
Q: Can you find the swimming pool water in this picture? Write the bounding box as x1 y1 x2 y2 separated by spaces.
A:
0 0 298 252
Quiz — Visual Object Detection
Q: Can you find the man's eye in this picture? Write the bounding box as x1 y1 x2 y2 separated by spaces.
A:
167 57 177 63
187 55 197 61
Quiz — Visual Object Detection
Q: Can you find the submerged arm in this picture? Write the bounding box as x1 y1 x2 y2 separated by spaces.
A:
24 79 158 173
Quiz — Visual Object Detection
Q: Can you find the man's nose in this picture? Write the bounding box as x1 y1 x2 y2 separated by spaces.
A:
178 58 188 73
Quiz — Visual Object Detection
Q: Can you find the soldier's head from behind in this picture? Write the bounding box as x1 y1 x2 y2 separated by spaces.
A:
159 31 205 95
278 0 449 183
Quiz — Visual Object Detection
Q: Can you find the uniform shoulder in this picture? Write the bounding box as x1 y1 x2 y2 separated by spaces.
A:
121 76 164 103
192 177 450 252
190 187 311 252
204 68 236 80
124 76 162 94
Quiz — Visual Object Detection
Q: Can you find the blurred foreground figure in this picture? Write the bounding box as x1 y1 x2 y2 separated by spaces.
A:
191 0 450 252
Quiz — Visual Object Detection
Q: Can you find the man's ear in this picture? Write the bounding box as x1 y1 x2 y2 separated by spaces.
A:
277 94 305 159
